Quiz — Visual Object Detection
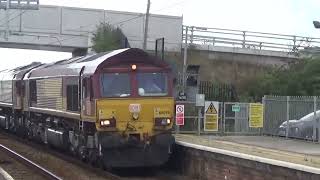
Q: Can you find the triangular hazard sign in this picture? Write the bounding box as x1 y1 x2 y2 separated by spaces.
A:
206 103 217 114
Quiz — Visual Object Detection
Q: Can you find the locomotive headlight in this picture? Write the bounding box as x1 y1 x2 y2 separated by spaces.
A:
100 120 110 126
155 118 172 126
100 118 116 128
131 64 137 70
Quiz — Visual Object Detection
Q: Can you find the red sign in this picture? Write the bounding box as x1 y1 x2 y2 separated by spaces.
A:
175 105 184 126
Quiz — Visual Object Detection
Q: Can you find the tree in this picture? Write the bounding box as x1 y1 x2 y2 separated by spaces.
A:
243 56 320 101
91 23 130 53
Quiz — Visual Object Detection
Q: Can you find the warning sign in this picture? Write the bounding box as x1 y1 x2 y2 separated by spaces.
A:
175 105 184 126
206 102 218 114
204 101 219 131
249 103 264 128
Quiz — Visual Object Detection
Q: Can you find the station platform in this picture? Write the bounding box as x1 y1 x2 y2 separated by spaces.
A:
175 134 320 174
0 167 13 180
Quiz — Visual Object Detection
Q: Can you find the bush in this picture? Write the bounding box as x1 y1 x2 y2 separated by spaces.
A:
244 56 320 101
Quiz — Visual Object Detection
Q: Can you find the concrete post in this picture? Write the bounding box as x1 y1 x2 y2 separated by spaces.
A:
286 96 290 138
313 96 317 142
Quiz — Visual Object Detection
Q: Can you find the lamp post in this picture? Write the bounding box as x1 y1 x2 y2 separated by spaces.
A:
313 21 320 29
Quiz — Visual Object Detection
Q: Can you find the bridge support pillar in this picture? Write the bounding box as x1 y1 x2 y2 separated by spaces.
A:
72 48 88 57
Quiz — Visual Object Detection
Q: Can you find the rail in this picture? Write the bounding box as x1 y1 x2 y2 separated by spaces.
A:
183 25 320 54
0 144 62 180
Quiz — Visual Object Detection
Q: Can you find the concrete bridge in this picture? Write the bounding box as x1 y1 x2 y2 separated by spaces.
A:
0 5 183 55
0 5 319 66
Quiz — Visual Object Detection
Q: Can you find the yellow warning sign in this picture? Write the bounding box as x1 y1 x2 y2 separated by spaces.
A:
206 103 217 114
205 122 218 130
204 101 219 131
205 115 218 131
249 103 264 128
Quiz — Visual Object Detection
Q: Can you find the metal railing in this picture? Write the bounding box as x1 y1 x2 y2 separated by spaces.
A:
174 101 261 136
183 25 320 54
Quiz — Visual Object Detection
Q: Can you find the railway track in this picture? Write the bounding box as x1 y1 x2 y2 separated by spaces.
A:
0 131 121 180
0 131 187 180
0 144 61 180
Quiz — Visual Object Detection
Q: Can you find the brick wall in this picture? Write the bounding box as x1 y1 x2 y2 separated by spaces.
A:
168 145 320 180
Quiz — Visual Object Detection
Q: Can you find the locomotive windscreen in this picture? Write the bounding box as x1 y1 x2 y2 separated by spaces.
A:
100 73 131 97
137 73 168 96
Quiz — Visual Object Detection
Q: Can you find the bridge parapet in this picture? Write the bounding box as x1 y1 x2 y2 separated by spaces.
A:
183 25 320 56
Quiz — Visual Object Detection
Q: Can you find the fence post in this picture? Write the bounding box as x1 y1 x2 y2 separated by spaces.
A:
190 26 194 44
197 107 201 136
313 96 317 142
261 95 266 136
223 102 226 134
220 102 224 136
292 36 296 52
176 122 180 134
242 31 246 48
286 96 290 138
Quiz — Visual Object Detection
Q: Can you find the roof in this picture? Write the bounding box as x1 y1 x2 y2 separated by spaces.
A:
26 48 168 79
0 62 42 81
0 48 169 81
26 48 132 79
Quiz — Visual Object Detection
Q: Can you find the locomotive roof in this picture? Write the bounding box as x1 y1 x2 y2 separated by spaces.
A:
0 48 169 81
26 48 169 79
0 62 42 81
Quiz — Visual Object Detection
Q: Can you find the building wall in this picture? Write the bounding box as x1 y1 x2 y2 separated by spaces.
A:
164 49 296 95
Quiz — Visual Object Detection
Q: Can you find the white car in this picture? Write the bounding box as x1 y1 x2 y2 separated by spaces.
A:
278 110 320 139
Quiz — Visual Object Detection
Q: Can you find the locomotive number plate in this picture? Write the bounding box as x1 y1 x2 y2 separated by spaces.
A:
129 104 141 113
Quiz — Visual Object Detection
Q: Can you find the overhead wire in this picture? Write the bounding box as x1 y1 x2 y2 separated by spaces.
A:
0 10 27 28
0 10 18 25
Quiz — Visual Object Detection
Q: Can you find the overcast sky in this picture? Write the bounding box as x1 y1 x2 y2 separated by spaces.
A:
1 0 320 70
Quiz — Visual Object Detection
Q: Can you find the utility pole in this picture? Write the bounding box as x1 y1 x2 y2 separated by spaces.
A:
5 0 9 40
143 0 151 50
182 26 188 95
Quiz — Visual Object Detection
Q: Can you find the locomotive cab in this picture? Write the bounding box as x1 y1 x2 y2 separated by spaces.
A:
89 49 175 167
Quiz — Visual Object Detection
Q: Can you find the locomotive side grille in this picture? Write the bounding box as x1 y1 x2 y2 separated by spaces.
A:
35 78 63 110
0 80 12 104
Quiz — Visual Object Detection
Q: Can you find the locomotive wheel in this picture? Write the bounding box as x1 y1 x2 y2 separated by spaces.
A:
78 146 88 162
88 149 98 167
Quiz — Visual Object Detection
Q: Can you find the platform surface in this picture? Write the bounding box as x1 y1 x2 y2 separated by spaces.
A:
0 167 13 180
175 134 320 169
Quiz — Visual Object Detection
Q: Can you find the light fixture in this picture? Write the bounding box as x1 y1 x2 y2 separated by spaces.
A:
131 64 137 70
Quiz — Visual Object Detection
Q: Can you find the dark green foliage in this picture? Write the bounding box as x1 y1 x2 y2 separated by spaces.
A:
199 81 238 102
91 23 129 53
244 56 320 101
